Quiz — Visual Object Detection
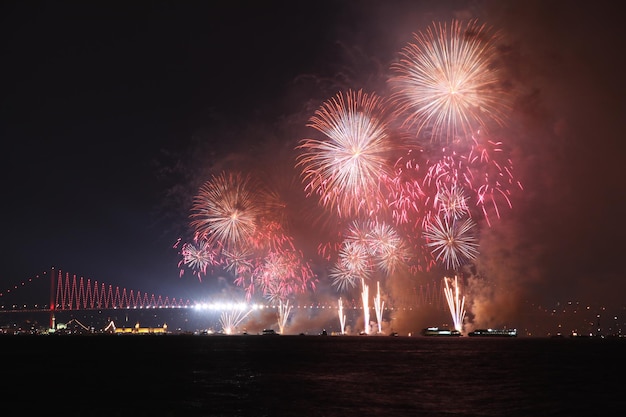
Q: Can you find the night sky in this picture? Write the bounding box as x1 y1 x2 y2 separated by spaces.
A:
2 1 624 332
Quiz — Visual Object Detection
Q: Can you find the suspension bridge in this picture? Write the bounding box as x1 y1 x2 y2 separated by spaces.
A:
1 267 449 331
0 267 195 328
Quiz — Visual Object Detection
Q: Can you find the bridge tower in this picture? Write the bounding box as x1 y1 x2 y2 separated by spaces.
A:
49 267 56 329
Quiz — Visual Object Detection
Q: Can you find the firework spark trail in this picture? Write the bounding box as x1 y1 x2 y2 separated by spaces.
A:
277 299 292 334
220 308 253 335
343 219 410 276
463 135 522 226
330 240 372 291
444 276 465 332
247 220 296 254
389 19 510 144
374 281 384 334
437 183 470 220
386 146 487 268
331 219 412 292
296 89 397 218
190 172 263 250
223 247 254 276
252 250 317 303
368 221 411 275
361 278 371 335
400 136 519 227
177 239 216 280
329 261 360 292
423 215 479 270
421 148 475 228
338 297 346 335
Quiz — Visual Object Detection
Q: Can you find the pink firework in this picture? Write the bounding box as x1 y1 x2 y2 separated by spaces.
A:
367 221 411 275
296 89 397 218
389 19 511 143
177 239 218 281
420 136 520 227
251 250 317 303
436 183 470 221
462 133 523 226
382 152 444 272
247 220 295 254
223 246 255 276
344 220 410 275
329 262 361 293
330 241 373 292
386 149 429 226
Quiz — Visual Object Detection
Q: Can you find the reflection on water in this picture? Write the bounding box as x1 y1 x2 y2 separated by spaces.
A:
4 335 625 416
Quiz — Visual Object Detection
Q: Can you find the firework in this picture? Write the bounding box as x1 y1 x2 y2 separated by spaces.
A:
463 134 523 226
436 183 470 220
190 171 264 250
361 278 371 335
219 307 253 335
342 219 411 275
444 276 465 332
177 239 217 280
252 250 317 303
384 153 440 272
423 215 479 270
329 263 360 293
389 19 510 143
386 149 430 226
366 221 411 275
417 135 520 226
338 297 346 335
330 240 372 292
247 220 295 254
296 89 397 217
422 146 479 226
373 281 385 334
343 219 372 247
223 246 254 276
277 299 292 334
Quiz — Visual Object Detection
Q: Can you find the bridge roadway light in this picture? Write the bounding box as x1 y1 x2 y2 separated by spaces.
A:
192 301 266 311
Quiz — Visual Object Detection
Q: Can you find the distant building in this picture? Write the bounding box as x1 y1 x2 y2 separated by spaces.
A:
106 321 168 334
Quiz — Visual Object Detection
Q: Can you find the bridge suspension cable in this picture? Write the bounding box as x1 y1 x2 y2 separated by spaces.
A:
53 269 191 310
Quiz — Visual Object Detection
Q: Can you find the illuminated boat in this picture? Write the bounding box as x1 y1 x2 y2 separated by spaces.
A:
261 329 279 336
421 327 461 337
467 328 517 337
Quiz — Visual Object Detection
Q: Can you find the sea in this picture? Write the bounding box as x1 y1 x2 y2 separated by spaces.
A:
4 334 625 417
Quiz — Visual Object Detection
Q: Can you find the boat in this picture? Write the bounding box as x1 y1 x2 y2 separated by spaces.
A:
421 327 461 337
261 329 279 336
467 328 517 337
